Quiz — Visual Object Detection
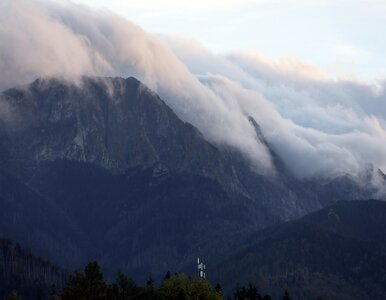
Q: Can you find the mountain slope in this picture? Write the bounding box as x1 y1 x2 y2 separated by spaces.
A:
213 200 386 300
0 168 85 268
0 76 382 279
1 77 243 189
0 76 349 220
0 237 66 299
26 159 277 278
0 76 281 277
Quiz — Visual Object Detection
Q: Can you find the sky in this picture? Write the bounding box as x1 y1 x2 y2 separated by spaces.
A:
71 0 386 81
1 0 386 191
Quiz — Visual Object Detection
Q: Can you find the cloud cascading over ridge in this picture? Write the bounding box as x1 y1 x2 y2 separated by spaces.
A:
1 0 386 183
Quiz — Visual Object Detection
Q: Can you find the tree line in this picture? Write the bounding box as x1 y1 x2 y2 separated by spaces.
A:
3 261 312 300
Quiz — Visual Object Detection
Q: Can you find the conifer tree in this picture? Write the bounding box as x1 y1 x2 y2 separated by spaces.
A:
4 291 21 300
282 290 291 300
116 270 139 299
62 261 107 300
163 271 171 281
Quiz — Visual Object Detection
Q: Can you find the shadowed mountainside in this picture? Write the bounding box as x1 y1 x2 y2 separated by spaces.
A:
0 237 66 299
0 76 382 280
213 200 386 300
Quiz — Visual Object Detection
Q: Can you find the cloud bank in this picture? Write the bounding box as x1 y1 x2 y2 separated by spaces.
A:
1 0 386 183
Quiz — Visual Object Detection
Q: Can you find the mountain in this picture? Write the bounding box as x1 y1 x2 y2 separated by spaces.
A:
0 76 317 220
213 200 386 300
0 237 66 299
0 76 382 280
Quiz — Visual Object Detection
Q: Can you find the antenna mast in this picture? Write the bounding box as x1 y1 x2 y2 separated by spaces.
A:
197 257 206 279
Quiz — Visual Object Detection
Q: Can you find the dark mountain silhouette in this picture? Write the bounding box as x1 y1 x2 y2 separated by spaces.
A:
213 200 386 300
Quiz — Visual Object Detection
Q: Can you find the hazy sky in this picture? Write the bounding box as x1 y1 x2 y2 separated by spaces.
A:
72 0 386 81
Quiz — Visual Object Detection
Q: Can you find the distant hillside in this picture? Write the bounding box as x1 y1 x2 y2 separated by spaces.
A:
213 200 386 300
0 237 66 299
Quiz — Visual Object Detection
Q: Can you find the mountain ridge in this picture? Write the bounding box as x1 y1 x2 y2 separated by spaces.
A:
213 199 386 300
0 76 383 280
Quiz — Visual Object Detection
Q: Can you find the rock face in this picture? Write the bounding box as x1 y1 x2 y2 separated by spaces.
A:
3 77 223 173
0 76 381 279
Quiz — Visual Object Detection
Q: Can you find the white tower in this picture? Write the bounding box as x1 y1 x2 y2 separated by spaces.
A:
197 257 206 279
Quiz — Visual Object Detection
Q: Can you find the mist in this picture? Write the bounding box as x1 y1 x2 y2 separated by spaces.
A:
1 0 386 182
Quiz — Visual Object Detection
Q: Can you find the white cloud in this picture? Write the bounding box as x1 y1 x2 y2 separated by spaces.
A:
163 36 386 179
1 0 386 187
0 0 274 173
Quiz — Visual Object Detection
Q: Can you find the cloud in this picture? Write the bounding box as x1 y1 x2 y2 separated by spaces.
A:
199 75 386 178
0 0 111 87
0 0 273 173
147 36 386 179
1 0 386 185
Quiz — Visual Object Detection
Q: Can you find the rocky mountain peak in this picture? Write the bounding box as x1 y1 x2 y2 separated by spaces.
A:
1 76 225 176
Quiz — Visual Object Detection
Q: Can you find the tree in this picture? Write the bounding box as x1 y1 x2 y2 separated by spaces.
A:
49 284 62 300
60 261 255 300
146 276 154 287
233 283 242 299
282 290 291 300
4 291 21 300
214 283 222 295
246 282 261 300
115 270 139 299
157 274 221 300
232 283 272 300
62 261 107 300
163 271 171 281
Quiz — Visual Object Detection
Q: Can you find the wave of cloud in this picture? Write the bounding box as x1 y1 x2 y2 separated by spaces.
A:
0 0 273 173
166 37 386 178
1 0 386 182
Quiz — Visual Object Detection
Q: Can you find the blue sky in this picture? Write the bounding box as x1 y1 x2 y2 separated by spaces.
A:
73 0 386 81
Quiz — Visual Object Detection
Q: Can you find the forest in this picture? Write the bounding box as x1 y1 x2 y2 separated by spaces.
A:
3 261 297 300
